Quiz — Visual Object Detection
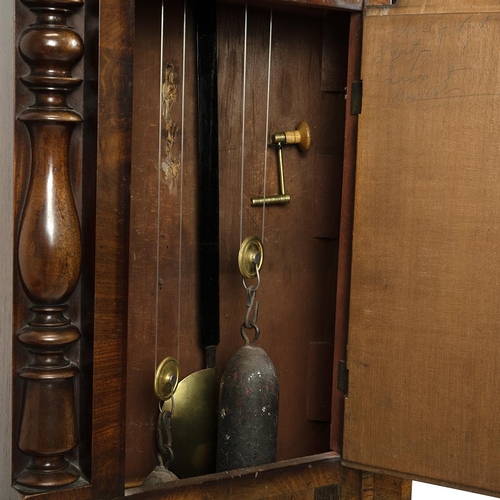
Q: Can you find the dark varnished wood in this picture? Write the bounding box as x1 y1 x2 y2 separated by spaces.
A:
89 0 134 497
217 3 346 463
125 0 163 485
127 453 342 500
224 0 362 12
126 0 352 485
362 473 412 500
15 0 84 489
330 11 362 455
6 0 430 499
0 0 15 496
126 455 407 500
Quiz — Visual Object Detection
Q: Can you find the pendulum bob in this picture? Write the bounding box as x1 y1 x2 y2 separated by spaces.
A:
155 357 219 479
216 341 279 472
167 368 219 478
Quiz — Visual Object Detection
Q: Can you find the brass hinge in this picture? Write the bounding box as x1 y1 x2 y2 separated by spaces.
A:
350 80 363 116
337 360 349 395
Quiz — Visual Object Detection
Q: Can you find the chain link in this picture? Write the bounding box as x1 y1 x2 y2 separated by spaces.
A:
241 265 261 345
157 409 174 468
244 285 259 329
157 391 175 468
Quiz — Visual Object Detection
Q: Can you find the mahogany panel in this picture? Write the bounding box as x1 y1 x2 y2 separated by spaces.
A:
330 11 362 454
126 0 163 484
156 0 202 406
126 0 203 484
89 0 134 496
0 0 14 497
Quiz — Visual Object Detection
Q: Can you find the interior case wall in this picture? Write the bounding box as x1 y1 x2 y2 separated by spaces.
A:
127 0 350 485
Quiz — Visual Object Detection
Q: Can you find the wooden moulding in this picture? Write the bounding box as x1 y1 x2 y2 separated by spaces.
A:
221 0 362 13
330 10 362 454
15 0 84 491
0 0 15 496
126 452 342 500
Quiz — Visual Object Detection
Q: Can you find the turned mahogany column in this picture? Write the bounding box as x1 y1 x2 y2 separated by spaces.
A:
16 0 84 489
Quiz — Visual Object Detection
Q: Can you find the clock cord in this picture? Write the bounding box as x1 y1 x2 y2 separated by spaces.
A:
239 5 273 248
176 0 187 365
155 0 166 372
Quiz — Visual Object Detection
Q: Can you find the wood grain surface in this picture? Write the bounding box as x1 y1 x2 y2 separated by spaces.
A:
89 0 134 496
0 0 14 496
344 5 500 495
330 11 362 455
366 0 500 16
126 1 349 484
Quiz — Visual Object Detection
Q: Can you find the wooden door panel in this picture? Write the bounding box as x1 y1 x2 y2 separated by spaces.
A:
344 2 500 495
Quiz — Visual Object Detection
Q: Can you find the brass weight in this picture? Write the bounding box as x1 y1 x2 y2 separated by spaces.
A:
216 236 279 472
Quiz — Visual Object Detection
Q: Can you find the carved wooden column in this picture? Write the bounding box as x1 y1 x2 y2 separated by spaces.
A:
16 0 84 489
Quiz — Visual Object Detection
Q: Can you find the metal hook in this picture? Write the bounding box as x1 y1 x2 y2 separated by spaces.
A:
242 260 261 292
159 384 175 415
240 321 261 345
244 285 260 329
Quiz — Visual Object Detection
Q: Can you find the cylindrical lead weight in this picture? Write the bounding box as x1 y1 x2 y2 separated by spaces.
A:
216 343 279 471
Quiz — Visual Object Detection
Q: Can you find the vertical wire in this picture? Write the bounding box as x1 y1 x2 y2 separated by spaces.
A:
261 10 273 244
239 4 248 245
155 0 166 372
177 0 187 364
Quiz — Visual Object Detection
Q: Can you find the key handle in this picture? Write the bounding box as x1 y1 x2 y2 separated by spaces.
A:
272 121 311 151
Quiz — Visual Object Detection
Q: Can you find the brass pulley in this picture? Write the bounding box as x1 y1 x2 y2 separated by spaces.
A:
154 357 179 402
238 235 264 279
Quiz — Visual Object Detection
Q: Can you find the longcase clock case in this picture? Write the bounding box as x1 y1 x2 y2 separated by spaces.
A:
3 0 500 499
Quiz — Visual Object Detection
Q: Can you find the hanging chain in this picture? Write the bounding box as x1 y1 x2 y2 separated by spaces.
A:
157 383 175 468
241 265 261 345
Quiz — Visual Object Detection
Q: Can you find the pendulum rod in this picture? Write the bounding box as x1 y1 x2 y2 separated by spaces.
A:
239 6 273 248
155 0 166 373
177 0 187 363
155 0 187 371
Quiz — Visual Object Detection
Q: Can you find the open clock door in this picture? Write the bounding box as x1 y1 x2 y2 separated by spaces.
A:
343 0 500 495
